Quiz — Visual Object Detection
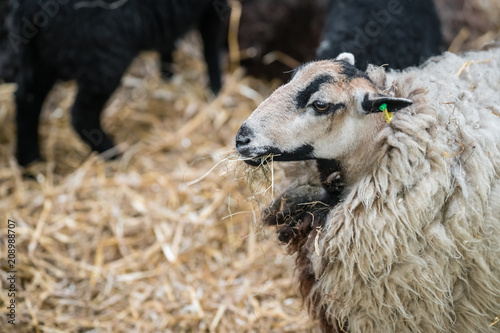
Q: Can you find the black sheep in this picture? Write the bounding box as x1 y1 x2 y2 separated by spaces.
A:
5 0 227 166
0 0 17 83
316 0 443 70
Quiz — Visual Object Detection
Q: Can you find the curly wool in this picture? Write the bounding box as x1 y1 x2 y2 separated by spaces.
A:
295 48 500 332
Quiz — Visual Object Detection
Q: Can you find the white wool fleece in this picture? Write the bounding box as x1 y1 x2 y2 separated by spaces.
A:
307 47 500 333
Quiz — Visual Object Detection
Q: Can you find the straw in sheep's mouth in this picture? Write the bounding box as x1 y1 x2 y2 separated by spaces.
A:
240 152 279 166
243 156 268 166
240 144 316 167
237 144 316 167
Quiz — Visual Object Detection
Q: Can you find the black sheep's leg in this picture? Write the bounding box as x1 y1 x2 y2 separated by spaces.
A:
70 79 122 158
15 68 56 166
160 50 174 79
199 4 225 94
71 46 135 159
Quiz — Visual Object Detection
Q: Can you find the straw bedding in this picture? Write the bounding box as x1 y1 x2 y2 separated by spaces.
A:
0 38 318 332
1 1 499 331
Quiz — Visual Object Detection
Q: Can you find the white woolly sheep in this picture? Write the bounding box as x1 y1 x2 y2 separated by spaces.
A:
235 47 500 332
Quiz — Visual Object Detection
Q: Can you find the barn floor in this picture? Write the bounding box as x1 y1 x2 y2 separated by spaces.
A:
0 38 321 332
1 3 500 331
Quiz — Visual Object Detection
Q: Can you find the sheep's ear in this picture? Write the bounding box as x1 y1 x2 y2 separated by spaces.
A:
360 93 413 113
335 52 355 66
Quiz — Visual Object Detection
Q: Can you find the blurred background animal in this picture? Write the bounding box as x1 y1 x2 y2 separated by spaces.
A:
1 0 227 166
235 0 498 80
0 0 17 83
315 0 443 70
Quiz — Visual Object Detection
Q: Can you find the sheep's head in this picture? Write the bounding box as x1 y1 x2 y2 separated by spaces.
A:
236 53 413 166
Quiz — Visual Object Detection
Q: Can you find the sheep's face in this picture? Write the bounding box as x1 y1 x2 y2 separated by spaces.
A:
236 53 412 166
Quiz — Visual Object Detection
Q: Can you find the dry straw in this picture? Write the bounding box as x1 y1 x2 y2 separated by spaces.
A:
0 38 316 332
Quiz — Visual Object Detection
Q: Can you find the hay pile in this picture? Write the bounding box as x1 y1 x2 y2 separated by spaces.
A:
0 38 318 332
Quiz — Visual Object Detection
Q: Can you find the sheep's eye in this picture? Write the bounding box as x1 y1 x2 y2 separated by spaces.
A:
313 101 329 112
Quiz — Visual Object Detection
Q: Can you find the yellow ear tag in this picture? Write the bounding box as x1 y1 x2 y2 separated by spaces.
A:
380 103 392 123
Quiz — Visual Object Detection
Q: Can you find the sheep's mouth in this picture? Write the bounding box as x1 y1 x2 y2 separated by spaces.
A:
240 144 315 167
239 151 274 166
243 156 267 166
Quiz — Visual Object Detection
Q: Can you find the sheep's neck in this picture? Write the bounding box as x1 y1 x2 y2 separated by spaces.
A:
339 135 379 187
315 118 383 192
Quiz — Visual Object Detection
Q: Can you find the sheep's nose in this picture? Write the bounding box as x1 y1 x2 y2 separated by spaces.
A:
235 123 253 149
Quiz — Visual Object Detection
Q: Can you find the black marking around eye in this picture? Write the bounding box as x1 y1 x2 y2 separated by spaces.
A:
295 74 334 109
